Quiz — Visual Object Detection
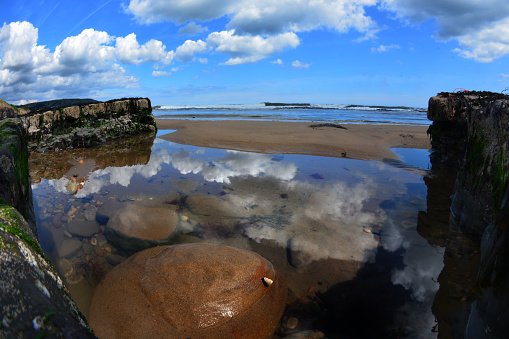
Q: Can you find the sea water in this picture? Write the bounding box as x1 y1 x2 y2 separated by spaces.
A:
153 103 429 125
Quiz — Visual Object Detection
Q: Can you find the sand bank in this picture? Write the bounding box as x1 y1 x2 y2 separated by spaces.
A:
156 119 430 161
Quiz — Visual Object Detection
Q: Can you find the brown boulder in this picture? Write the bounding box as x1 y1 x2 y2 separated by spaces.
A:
107 204 177 241
104 204 179 255
89 243 287 338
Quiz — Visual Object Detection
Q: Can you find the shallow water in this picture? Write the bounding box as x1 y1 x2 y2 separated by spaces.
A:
29 131 449 338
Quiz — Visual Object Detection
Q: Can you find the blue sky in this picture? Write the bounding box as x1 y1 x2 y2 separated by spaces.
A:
1 0 508 107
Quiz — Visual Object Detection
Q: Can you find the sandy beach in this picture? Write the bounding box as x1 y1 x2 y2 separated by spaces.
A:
156 119 430 161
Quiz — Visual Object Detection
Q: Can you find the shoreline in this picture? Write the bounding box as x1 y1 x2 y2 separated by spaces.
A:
155 119 431 161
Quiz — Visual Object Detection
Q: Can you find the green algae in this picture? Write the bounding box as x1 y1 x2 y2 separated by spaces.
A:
0 205 45 258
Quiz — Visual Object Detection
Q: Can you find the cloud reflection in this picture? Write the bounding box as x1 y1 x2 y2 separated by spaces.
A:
243 180 385 263
43 140 298 196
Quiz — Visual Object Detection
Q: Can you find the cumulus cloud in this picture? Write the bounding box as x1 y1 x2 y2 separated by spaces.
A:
207 30 300 65
0 21 175 102
381 0 509 61
126 0 236 24
127 0 379 37
116 33 174 65
271 59 283 65
291 60 310 69
227 0 378 36
175 39 207 62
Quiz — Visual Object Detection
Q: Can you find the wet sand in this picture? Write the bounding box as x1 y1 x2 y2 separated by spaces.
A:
156 119 430 161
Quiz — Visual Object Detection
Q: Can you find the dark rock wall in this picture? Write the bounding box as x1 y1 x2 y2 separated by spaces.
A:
0 118 35 232
19 97 156 152
427 91 509 338
0 118 95 337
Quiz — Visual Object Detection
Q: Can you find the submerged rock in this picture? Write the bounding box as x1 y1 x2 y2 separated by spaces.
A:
105 204 179 255
68 219 99 237
89 243 287 338
57 238 83 258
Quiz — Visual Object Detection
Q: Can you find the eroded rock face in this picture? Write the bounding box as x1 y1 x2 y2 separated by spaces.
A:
19 97 156 152
105 204 179 255
89 243 287 339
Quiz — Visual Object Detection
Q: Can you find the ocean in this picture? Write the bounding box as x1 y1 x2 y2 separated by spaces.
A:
153 103 429 125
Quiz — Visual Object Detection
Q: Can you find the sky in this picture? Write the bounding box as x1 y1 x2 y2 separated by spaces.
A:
0 0 508 108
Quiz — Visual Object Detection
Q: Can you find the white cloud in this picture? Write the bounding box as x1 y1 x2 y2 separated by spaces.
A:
175 39 207 62
116 33 174 65
271 59 283 65
207 30 300 65
381 0 509 61
453 17 509 62
178 22 209 36
152 70 172 77
126 0 236 24
0 21 174 102
227 0 379 37
127 0 379 38
371 44 400 53
291 60 310 69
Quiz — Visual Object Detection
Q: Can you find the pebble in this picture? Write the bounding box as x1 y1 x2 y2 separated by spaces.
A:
63 231 73 238
67 207 77 216
58 239 82 258
286 317 298 330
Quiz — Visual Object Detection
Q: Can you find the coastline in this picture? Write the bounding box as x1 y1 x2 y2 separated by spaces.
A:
156 119 431 161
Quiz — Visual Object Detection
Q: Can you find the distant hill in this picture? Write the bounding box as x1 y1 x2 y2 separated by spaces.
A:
17 98 100 112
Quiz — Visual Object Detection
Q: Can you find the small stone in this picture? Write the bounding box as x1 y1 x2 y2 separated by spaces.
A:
286 317 299 330
67 207 77 216
84 206 97 222
68 220 99 237
90 238 98 246
106 254 126 266
58 239 82 258
63 231 73 238
65 179 78 195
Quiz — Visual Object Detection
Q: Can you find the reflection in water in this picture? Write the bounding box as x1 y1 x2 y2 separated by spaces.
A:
30 133 445 338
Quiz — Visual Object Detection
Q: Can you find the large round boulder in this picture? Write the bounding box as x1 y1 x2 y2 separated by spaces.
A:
104 204 179 255
89 243 287 338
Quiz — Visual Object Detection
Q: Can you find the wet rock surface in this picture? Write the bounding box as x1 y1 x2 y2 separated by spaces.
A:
0 118 94 337
428 91 509 338
105 204 179 255
89 243 287 338
19 97 156 152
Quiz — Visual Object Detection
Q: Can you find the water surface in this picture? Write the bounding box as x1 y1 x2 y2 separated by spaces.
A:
29 131 444 338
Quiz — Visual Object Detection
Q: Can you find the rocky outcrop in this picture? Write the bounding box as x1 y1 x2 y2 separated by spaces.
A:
19 98 156 152
0 118 94 337
427 91 509 338
0 100 28 119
